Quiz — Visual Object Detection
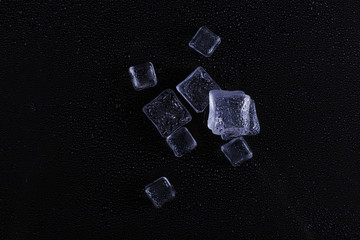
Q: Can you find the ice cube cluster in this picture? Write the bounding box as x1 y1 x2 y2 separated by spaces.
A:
128 26 260 208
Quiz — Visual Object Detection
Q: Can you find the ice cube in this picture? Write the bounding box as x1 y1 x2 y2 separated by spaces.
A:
166 127 197 157
221 137 253 167
220 99 260 140
129 62 157 91
248 99 260 135
189 26 221 57
207 90 251 137
143 89 192 138
145 177 176 208
176 66 221 113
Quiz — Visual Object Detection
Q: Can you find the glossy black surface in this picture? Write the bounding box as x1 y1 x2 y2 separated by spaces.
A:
2 1 360 239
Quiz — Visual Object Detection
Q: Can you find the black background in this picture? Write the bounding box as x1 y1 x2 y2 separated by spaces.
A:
1 1 360 239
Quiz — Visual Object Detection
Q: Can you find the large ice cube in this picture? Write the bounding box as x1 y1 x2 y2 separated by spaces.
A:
221 137 253 167
189 26 221 57
176 66 221 113
145 177 176 208
129 62 157 91
208 90 251 137
166 127 197 157
143 89 192 138
220 99 260 140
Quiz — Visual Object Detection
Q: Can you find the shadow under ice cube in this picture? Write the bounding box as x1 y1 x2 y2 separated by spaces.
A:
145 177 176 208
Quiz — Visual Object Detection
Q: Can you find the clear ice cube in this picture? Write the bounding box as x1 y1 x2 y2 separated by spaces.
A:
145 177 176 208
166 127 197 157
189 26 221 57
207 90 251 137
143 89 192 138
221 137 253 167
129 62 157 91
176 66 221 113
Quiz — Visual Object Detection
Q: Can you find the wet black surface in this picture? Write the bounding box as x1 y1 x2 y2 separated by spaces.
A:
1 1 360 239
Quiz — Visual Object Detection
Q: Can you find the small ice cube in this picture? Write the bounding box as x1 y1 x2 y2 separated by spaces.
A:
189 26 221 57
221 137 253 167
208 90 251 137
129 62 157 91
176 66 221 113
143 89 192 138
166 127 197 157
145 177 176 208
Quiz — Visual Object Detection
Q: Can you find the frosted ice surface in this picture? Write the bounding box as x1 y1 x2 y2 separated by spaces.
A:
143 89 192 138
145 177 175 208
220 99 260 140
208 90 250 137
176 66 221 113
